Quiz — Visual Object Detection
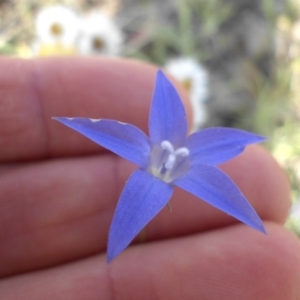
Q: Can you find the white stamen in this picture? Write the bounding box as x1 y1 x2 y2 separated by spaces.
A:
161 140 174 153
160 140 189 170
175 148 189 156
165 154 176 169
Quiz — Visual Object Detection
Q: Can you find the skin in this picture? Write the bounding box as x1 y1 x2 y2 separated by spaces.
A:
0 57 300 299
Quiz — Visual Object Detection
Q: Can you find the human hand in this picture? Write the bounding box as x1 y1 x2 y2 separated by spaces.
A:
0 57 299 299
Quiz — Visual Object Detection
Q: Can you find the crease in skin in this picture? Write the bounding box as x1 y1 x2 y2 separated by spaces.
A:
0 60 49 162
0 84 27 136
31 60 51 160
105 263 119 300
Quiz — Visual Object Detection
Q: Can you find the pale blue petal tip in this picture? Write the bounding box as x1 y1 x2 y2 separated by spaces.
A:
257 222 267 235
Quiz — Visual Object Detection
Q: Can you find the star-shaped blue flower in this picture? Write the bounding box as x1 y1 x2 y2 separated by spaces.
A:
54 70 266 262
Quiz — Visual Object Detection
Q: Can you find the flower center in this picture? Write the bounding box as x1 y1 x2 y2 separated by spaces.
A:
161 140 189 169
50 23 63 37
148 140 190 183
92 37 105 50
182 78 192 92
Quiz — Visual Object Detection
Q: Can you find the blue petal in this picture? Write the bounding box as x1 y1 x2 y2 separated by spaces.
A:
53 118 151 168
187 127 266 166
107 169 173 262
149 70 188 147
173 164 266 233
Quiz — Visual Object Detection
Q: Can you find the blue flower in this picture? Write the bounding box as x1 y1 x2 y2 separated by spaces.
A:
54 70 266 262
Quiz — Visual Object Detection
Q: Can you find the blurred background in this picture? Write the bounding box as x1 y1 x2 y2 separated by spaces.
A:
0 0 299 236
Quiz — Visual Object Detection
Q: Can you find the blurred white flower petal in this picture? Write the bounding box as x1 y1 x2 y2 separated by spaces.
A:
35 5 80 47
288 200 300 235
77 12 123 56
291 201 300 219
165 57 210 130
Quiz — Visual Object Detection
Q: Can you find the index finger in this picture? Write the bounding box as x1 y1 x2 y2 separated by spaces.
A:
0 57 192 162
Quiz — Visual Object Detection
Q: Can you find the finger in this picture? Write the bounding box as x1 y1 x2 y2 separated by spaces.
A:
0 144 290 277
1 223 299 300
0 57 192 161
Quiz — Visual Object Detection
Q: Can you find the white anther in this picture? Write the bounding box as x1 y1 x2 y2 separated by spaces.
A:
161 140 174 153
160 140 190 170
175 148 189 156
89 118 100 122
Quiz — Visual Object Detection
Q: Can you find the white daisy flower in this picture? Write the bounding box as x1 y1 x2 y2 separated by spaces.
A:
35 5 80 47
77 12 123 56
165 57 210 130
